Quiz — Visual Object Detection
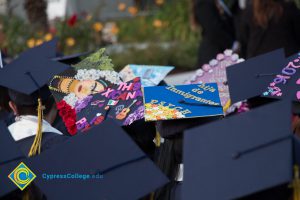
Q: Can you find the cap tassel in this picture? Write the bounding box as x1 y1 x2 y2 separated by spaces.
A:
291 165 300 200
28 98 44 157
155 131 161 147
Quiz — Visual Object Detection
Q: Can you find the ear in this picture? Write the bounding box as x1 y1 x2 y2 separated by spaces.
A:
9 101 18 116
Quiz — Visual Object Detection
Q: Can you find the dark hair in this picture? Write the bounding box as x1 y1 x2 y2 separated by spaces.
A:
0 86 11 112
15 96 55 116
253 0 283 28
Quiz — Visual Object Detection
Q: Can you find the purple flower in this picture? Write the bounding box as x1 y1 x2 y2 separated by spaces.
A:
123 106 145 126
75 95 93 113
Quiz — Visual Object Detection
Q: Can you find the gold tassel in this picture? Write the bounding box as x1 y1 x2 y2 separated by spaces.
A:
28 98 44 157
23 98 44 200
155 131 161 148
291 165 300 200
223 99 231 113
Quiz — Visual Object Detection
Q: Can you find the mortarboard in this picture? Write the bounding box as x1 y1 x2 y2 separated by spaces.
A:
53 52 90 65
0 55 69 96
19 38 58 59
23 120 168 200
183 100 297 199
261 53 300 101
226 49 286 104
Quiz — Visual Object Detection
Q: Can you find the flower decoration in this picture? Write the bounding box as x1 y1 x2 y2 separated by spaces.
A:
93 22 103 32
57 100 78 135
128 6 138 16
118 3 126 11
155 0 164 5
67 14 77 27
35 39 43 46
144 103 185 121
66 37 75 47
153 19 163 28
44 33 53 41
75 69 121 84
27 38 35 48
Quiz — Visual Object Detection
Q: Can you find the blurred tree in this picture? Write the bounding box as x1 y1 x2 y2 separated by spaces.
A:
24 0 48 32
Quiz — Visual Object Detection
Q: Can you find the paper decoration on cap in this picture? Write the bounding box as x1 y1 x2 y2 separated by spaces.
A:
75 77 144 132
49 68 122 135
119 64 174 87
262 53 300 100
143 83 223 121
185 49 244 111
73 48 114 71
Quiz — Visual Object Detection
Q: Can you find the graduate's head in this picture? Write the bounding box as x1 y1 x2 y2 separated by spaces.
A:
49 76 107 99
8 85 56 121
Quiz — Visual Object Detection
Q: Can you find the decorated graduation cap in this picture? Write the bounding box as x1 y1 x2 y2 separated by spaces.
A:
19 38 58 59
262 53 300 102
183 100 300 199
24 120 168 200
0 52 70 156
226 49 286 104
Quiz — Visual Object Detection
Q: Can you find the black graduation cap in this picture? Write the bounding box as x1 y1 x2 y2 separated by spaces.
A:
25 120 168 200
0 121 26 197
19 38 58 59
0 51 70 99
183 100 297 200
53 52 90 65
263 53 300 100
226 49 286 104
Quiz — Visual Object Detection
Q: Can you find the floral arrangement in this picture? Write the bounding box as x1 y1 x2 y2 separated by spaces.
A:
144 103 185 121
56 100 77 135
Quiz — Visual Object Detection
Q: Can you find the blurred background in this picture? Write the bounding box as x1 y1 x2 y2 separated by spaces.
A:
0 0 299 71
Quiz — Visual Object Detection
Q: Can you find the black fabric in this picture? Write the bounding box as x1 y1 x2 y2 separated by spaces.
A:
16 132 69 156
239 2 300 58
194 0 235 66
123 119 156 160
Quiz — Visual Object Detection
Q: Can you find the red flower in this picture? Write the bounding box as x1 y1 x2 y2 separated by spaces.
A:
67 14 77 27
67 125 77 135
57 100 67 110
56 100 77 135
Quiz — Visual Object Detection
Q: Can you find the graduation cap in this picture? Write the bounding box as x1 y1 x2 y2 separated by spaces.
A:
226 49 286 104
53 52 90 65
0 121 26 197
19 38 58 59
24 120 168 200
0 51 70 156
262 53 300 101
183 100 300 199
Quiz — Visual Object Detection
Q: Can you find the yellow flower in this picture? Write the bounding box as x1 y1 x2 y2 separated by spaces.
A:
44 33 53 41
27 38 35 48
118 3 126 11
111 24 119 35
66 37 75 47
35 39 43 46
93 22 103 32
128 6 138 16
153 19 163 28
155 0 164 5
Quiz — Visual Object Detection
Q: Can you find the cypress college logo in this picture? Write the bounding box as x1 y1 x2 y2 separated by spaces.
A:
8 162 36 190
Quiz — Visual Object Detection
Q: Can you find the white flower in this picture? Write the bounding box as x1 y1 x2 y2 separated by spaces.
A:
224 49 233 56
209 59 218 67
63 93 78 108
231 54 239 61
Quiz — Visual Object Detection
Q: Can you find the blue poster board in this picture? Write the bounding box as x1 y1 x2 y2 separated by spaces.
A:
143 83 224 121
